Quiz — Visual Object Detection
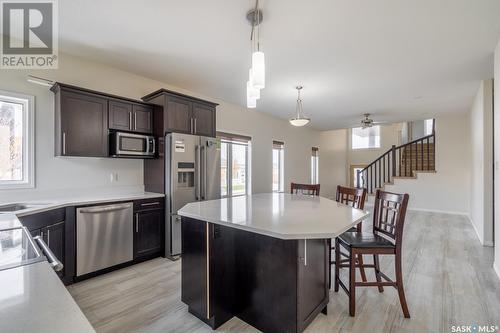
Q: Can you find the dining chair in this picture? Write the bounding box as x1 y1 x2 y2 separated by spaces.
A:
330 186 368 285
290 183 320 196
334 189 410 318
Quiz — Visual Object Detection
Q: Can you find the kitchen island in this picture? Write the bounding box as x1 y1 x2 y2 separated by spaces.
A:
178 193 369 333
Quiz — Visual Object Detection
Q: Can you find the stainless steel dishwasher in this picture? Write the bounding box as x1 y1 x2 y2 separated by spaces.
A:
76 202 133 276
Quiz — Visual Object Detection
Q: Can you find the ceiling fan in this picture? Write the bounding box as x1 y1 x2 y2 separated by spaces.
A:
360 113 386 129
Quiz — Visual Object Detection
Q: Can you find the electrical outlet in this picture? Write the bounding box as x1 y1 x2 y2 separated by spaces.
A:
110 173 114 182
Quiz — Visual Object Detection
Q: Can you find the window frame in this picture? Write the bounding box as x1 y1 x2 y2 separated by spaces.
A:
0 90 34 189
350 125 382 150
311 147 319 184
218 132 251 198
424 119 434 136
272 141 284 193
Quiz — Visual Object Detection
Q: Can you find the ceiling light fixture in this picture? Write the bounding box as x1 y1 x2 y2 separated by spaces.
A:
246 0 265 108
289 86 310 127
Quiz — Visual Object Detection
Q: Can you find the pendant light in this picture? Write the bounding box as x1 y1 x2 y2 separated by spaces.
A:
289 86 310 127
246 1 265 108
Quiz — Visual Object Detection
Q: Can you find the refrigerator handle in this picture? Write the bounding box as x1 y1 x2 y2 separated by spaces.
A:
195 145 201 200
201 144 206 200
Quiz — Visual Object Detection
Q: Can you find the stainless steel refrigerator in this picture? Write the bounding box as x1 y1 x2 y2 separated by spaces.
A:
164 133 220 259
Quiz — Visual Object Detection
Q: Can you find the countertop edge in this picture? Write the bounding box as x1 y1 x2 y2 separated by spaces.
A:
178 210 370 240
6 192 165 217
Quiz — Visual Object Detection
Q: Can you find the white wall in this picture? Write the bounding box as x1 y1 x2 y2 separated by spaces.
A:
318 129 348 198
0 53 320 201
385 113 470 214
469 80 494 246
494 40 500 278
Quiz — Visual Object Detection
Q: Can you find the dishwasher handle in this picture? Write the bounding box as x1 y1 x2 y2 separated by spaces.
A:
78 203 132 214
33 236 64 272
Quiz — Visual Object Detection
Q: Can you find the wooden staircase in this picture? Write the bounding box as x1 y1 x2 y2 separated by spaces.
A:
357 130 436 195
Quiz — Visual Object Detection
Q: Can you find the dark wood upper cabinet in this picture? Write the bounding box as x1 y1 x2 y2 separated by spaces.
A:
109 102 153 134
192 102 215 137
52 83 156 158
54 87 109 157
109 100 132 131
165 96 192 134
142 89 218 137
132 104 153 134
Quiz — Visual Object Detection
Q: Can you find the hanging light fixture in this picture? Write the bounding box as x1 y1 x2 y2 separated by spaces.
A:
289 86 310 127
246 0 265 108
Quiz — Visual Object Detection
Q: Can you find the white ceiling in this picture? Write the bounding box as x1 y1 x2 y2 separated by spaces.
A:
59 0 500 130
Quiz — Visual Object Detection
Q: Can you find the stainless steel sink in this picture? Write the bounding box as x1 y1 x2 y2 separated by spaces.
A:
0 203 49 213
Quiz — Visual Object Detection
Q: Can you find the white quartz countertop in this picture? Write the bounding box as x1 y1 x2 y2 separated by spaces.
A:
0 262 95 333
178 193 370 239
0 192 164 217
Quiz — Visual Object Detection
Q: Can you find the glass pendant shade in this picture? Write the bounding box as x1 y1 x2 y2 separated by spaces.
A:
247 96 257 108
247 81 260 100
246 80 257 108
289 118 310 126
251 51 265 89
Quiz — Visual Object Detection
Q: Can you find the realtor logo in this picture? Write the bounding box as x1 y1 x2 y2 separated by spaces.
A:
1 0 58 68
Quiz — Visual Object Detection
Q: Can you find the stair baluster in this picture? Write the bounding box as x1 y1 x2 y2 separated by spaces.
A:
357 131 435 194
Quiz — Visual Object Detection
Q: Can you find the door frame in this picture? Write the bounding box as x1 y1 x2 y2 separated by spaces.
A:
349 164 367 188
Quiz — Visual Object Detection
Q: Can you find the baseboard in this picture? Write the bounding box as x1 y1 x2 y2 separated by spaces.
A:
467 215 495 247
494 261 500 280
364 202 468 216
468 215 485 245
407 207 469 216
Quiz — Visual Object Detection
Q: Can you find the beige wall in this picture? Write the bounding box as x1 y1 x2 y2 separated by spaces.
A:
386 113 470 214
0 52 320 201
494 40 500 278
216 107 320 194
318 129 348 198
469 80 494 246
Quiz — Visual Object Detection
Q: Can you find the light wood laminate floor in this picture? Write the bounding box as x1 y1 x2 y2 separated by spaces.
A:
68 211 500 333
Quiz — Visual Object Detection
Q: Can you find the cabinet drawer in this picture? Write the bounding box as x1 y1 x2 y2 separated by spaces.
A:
134 198 164 211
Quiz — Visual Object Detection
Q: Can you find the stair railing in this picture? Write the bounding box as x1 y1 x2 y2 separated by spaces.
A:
357 130 435 194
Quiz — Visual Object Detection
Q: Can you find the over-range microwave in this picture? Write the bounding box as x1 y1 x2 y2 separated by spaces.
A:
110 131 156 158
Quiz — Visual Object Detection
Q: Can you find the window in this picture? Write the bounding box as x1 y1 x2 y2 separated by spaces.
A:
0 91 34 189
424 119 434 135
272 141 284 192
311 147 319 184
218 132 251 197
351 126 381 150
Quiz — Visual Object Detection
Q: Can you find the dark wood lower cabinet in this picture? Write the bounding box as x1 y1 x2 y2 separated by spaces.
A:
134 209 164 258
181 217 329 333
20 209 68 280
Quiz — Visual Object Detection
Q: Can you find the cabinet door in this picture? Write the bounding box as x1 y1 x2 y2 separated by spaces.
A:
42 221 65 277
165 97 192 134
132 104 153 134
134 209 163 258
109 100 132 131
192 103 215 137
30 228 42 237
60 90 109 157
